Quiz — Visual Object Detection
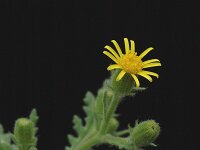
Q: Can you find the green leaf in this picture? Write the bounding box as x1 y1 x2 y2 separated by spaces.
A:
0 143 13 150
83 92 95 109
29 109 39 138
67 91 97 149
67 134 77 145
70 91 96 137
0 124 17 150
73 115 84 136
29 109 39 126
82 91 96 130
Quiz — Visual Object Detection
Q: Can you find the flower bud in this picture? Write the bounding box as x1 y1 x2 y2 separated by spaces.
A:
130 120 160 147
107 118 119 133
14 118 34 145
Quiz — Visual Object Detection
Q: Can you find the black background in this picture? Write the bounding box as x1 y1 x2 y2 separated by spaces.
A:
0 0 199 150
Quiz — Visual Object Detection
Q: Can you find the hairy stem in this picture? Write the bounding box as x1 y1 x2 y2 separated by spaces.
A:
99 93 121 134
70 131 100 150
101 134 130 149
115 129 130 136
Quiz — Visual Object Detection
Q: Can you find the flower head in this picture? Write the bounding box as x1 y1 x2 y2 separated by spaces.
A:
103 38 161 87
130 120 160 147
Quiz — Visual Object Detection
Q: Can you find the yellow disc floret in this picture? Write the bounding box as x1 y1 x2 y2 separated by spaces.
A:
119 53 143 74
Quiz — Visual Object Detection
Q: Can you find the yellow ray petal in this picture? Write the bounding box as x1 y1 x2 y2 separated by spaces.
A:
143 59 160 65
124 38 130 54
137 72 153 82
139 47 154 59
131 74 140 87
142 71 159 78
116 70 126 81
103 51 119 64
143 62 161 68
105 45 120 59
130 40 135 53
111 40 123 57
107 64 122 70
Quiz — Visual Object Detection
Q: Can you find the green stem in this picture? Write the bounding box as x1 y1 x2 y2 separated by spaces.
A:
70 131 100 150
115 129 130 136
99 93 121 134
101 134 130 149
75 135 99 150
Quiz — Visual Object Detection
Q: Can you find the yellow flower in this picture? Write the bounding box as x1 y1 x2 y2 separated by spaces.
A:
103 38 161 87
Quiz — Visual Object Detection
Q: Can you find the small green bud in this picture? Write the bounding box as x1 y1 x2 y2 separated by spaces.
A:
14 118 35 147
107 118 119 133
130 120 160 147
111 70 134 96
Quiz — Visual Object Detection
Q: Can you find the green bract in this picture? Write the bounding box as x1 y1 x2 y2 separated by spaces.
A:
111 69 135 96
130 120 160 148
